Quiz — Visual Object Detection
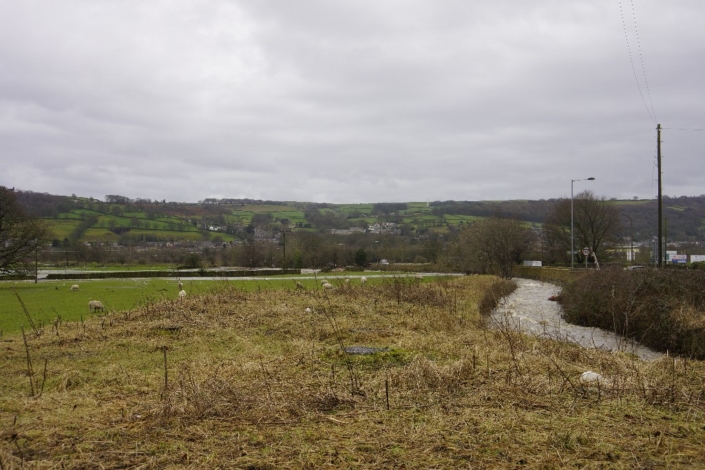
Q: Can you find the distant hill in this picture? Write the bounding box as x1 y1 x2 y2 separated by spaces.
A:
11 189 705 244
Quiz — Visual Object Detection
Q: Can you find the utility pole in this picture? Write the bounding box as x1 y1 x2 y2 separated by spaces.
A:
621 213 633 265
657 124 663 268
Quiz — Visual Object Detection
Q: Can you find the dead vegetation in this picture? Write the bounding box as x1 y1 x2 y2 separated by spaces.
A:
1 275 704 468
561 267 705 358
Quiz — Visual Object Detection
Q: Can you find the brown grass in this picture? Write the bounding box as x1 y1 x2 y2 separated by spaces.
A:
1 275 704 468
477 278 518 316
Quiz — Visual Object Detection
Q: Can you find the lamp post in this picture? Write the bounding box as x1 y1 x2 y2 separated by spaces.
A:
34 238 38 284
571 177 595 269
280 229 292 269
621 213 634 265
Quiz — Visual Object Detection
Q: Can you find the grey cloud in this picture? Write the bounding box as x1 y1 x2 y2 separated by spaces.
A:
0 1 704 203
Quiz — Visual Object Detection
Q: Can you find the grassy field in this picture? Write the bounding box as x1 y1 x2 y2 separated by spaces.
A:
1 276 704 468
42 200 494 244
0 275 385 334
46 220 80 240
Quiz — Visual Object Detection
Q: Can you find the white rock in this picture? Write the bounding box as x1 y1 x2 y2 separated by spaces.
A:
580 371 603 383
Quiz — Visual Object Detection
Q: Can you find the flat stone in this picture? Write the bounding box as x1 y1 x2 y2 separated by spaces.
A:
344 346 389 355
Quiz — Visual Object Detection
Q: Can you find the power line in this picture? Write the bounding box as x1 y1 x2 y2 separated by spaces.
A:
619 0 657 124
631 0 657 122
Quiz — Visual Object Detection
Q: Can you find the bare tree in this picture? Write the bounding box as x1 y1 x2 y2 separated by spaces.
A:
0 186 52 274
543 190 621 265
456 217 535 278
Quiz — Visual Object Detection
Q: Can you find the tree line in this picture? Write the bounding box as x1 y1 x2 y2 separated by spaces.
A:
0 185 679 277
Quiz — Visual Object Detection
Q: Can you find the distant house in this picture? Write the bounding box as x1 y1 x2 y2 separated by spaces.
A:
368 223 400 235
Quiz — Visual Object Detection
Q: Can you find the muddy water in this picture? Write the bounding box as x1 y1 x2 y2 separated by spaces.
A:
491 278 662 361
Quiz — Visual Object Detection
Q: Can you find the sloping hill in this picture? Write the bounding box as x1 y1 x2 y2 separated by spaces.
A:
12 189 705 243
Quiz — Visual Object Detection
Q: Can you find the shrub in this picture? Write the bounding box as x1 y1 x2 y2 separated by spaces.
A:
478 278 518 316
560 267 705 358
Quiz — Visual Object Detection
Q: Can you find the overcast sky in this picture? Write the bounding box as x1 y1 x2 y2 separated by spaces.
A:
1 1 703 204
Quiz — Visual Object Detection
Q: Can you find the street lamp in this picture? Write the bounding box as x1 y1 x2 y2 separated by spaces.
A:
571 177 595 269
280 229 292 270
621 213 634 265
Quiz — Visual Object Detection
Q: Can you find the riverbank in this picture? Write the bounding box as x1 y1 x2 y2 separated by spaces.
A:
491 278 661 360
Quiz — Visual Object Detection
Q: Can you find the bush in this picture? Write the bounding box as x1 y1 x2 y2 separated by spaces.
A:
182 253 202 269
560 267 705 358
478 278 518 316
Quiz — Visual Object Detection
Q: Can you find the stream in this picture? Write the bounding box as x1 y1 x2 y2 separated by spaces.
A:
491 278 662 361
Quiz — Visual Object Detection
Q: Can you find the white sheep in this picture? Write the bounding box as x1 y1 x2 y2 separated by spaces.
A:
322 282 333 290
88 300 104 313
321 279 329 285
70 284 79 291
345 278 350 284
179 290 186 300
305 307 312 314
360 277 367 284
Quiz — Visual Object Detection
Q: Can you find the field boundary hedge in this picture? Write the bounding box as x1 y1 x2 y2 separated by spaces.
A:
513 266 589 284
44 268 301 280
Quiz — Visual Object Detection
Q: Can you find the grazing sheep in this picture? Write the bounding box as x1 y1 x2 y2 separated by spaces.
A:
88 300 104 313
321 279 329 285
179 290 186 300
305 307 312 314
360 277 367 284
70 284 79 291
322 282 333 290
344 278 350 284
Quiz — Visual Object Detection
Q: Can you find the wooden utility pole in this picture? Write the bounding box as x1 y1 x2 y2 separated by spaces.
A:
657 124 663 268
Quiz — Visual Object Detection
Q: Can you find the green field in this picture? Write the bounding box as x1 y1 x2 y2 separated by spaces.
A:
0 274 390 334
37 198 558 245
48 220 81 239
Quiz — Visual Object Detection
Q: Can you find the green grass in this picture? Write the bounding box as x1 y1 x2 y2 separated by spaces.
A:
81 228 119 242
73 209 103 217
336 204 374 215
122 211 149 219
0 274 396 334
614 199 652 205
0 279 183 333
55 212 83 220
47 220 81 240
406 202 431 209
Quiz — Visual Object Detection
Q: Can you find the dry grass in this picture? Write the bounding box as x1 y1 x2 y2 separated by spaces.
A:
1 275 704 468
